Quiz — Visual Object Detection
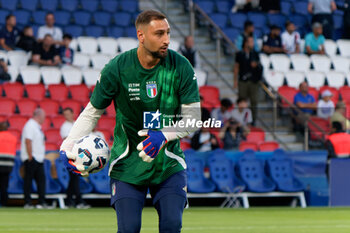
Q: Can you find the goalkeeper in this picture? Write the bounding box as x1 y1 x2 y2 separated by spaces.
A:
60 10 201 233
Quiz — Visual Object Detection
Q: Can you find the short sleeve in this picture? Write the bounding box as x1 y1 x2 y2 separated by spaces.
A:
23 123 34 140
304 34 311 46
178 59 200 104
90 60 119 109
37 27 45 39
293 94 299 105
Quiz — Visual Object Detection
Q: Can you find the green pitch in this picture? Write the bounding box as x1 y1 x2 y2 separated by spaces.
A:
1 207 350 233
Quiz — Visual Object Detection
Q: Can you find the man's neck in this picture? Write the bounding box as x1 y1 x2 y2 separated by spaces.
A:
46 24 54 28
137 47 160 69
43 44 50 51
243 47 250 53
6 24 13 31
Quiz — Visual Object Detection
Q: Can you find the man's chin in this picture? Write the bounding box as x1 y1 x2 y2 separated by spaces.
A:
151 50 168 59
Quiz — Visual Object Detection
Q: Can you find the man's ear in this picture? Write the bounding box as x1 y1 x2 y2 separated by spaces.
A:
137 29 144 43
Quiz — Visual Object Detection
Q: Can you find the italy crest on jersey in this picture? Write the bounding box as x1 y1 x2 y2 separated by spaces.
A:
146 83 157 98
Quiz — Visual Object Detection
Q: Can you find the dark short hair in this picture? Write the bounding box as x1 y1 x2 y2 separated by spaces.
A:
332 121 343 132
285 21 293 28
244 20 254 30
236 97 247 104
6 14 14 21
221 98 232 108
44 33 53 39
135 10 167 29
63 107 73 113
63 34 72 40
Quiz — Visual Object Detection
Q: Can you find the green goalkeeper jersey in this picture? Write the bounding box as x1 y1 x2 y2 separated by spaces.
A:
90 48 200 186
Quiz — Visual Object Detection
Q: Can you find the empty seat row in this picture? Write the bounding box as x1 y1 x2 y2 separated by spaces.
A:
0 0 139 13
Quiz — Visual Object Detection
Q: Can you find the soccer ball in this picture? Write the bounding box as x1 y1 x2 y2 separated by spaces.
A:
72 135 110 174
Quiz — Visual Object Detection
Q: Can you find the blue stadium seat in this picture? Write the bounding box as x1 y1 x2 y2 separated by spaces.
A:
210 13 227 29
64 25 83 37
223 27 240 41
125 26 137 38
93 11 111 27
248 12 268 29
55 158 69 191
208 154 245 193
289 14 309 29
73 11 92 26
267 13 287 29
54 11 71 26
81 0 99 12
237 151 276 192
281 1 292 16
113 12 132 27
32 24 40 37
7 157 23 194
229 13 247 29
120 0 139 13
254 28 264 38
85 25 105 37
196 1 215 14
89 166 110 194
44 159 61 194
215 1 232 14
20 0 38 11
60 0 78 11
101 0 119 13
186 157 216 193
0 0 18 11
13 10 31 26
107 26 124 38
0 9 10 24
333 14 343 30
293 1 309 16
266 154 304 192
79 177 93 194
32 11 47 25
40 0 58 11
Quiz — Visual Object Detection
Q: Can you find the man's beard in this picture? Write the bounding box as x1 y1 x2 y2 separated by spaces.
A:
150 50 168 59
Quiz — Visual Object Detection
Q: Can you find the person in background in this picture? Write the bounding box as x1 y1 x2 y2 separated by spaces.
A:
234 36 263 124
60 107 90 209
178 35 201 69
191 127 219 152
211 98 234 126
0 14 20 51
330 101 350 131
0 122 17 207
281 21 301 54
259 0 280 13
235 20 260 52
304 22 326 55
317 90 335 119
0 58 11 83
219 119 244 150
21 109 48 209
32 34 61 66
37 12 63 46
17 26 37 52
232 0 260 12
294 82 317 114
59 34 74 66
232 98 253 127
262 25 286 54
308 0 336 39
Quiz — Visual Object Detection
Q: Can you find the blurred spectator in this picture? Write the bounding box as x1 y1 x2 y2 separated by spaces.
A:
338 0 350 39
37 13 63 45
191 127 219 152
234 35 263 124
317 90 335 119
60 108 90 209
32 34 61 66
294 82 317 114
17 26 37 52
179 36 201 69
59 34 74 65
232 98 253 127
308 0 336 39
0 58 11 84
20 108 47 209
281 21 301 54
260 0 280 13
211 98 234 126
235 20 259 52
218 120 243 150
304 22 326 55
330 101 350 131
232 0 260 12
262 25 286 54
0 121 17 206
0 14 20 51
200 96 211 122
